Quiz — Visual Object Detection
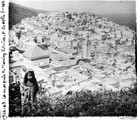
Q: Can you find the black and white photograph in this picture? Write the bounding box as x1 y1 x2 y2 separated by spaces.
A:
1 0 137 118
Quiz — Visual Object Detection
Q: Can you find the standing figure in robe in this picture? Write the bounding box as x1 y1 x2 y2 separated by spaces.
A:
23 69 39 103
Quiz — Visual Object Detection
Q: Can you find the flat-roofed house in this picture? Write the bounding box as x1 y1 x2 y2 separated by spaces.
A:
23 45 49 67
57 40 72 48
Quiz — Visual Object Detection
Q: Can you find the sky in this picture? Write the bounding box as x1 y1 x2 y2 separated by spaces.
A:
10 0 136 14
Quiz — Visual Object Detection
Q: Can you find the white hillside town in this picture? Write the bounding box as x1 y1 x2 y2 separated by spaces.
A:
9 11 136 98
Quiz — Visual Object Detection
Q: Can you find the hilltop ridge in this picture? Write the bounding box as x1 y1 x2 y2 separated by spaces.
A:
9 2 47 29
9 2 136 31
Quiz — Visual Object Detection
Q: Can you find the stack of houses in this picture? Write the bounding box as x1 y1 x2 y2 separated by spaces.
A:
9 11 136 97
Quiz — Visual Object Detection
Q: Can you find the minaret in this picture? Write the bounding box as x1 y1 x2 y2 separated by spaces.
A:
120 31 123 39
83 35 91 59
87 36 91 59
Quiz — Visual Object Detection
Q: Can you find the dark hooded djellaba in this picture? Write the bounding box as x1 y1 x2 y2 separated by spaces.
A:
23 69 39 103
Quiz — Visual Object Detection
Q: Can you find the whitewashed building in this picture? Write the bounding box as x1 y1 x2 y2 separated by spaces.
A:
23 45 49 67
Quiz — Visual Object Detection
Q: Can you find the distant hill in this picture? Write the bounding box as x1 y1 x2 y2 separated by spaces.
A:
9 2 136 31
99 13 136 31
9 2 47 29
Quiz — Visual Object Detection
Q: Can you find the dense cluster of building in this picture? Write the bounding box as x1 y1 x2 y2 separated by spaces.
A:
9 12 136 97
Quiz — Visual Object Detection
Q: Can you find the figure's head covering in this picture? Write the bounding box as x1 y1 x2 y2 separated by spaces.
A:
23 68 37 85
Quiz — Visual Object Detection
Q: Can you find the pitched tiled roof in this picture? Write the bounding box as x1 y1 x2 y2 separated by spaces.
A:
23 45 49 60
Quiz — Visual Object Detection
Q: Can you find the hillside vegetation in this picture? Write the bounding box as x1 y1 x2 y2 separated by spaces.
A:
9 2 47 29
9 83 137 117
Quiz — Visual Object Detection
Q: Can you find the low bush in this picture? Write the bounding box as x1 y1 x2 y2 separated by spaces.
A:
9 83 137 117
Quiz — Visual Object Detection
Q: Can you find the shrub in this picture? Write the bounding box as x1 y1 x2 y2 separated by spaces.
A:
9 83 22 116
9 83 137 117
